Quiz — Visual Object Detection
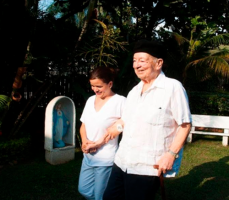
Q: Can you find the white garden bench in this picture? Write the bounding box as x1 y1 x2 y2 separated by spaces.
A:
187 114 229 146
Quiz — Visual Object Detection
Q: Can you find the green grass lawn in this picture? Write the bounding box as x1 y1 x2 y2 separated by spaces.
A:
0 149 85 200
160 135 229 200
0 136 229 200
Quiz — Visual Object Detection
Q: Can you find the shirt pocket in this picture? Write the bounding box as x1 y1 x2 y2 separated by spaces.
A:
143 107 173 127
143 107 164 125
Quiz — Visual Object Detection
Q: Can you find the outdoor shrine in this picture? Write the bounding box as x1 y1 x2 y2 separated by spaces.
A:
44 96 76 165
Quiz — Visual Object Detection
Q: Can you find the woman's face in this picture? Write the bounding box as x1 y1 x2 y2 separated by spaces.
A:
90 78 112 99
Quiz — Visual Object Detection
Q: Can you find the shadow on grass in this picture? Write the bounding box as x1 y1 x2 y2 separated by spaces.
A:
192 134 222 143
0 151 85 200
161 157 229 200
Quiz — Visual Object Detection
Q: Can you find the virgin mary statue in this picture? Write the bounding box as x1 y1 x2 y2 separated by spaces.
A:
53 104 70 148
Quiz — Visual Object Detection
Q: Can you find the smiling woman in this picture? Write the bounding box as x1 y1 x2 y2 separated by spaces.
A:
77 66 126 200
90 78 113 103
89 67 115 100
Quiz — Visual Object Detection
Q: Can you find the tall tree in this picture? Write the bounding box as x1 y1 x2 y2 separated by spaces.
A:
159 16 229 89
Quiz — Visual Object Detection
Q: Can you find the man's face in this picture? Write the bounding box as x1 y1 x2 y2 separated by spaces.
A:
133 52 162 81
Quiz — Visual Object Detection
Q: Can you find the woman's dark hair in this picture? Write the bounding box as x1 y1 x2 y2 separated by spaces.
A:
89 66 118 84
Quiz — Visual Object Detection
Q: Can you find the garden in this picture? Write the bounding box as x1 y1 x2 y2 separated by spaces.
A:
1 0 229 199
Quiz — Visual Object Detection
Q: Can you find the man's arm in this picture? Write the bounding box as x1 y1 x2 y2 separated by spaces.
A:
85 120 124 150
104 119 125 143
157 123 191 176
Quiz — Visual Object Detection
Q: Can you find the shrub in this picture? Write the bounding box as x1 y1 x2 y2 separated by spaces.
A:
188 91 229 116
0 136 31 164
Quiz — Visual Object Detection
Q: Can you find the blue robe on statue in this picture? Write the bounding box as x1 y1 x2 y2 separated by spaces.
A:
53 108 70 148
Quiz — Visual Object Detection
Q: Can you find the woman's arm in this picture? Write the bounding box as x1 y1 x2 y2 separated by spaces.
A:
84 136 106 151
80 123 94 154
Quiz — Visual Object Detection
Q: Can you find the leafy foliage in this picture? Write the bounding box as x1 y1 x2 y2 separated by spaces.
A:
0 95 11 129
188 91 229 116
1 0 229 146
0 95 11 112
159 16 229 87
0 136 31 164
77 19 128 67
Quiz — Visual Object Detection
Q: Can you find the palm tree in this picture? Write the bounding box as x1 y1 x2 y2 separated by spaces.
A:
78 19 128 67
162 16 229 86
0 95 11 113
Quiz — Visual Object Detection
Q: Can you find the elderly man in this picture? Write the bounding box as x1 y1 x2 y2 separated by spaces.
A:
103 39 192 200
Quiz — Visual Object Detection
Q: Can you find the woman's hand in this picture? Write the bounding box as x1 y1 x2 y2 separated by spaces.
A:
85 136 105 153
81 139 94 154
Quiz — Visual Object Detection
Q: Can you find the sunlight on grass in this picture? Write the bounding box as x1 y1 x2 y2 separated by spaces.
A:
162 136 229 200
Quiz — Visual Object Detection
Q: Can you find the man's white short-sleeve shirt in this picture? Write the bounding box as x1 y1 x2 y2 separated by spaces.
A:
81 94 126 167
114 72 192 177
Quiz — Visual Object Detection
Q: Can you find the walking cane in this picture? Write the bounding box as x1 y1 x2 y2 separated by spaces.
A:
153 165 166 200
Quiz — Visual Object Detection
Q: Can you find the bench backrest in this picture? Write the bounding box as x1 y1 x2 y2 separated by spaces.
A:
192 114 229 129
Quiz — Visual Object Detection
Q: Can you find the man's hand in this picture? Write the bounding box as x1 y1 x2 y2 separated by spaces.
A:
155 123 191 176
104 126 120 143
156 152 175 176
104 119 124 143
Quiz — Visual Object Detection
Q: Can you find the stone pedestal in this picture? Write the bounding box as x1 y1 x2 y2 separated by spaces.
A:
44 96 76 165
45 145 75 165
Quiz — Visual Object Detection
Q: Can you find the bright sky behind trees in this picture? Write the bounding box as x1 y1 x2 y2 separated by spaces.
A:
39 0 54 11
